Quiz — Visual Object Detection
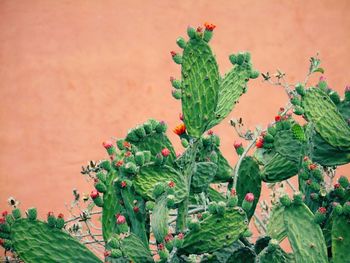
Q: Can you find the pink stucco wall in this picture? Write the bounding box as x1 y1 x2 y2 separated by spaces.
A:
0 0 349 224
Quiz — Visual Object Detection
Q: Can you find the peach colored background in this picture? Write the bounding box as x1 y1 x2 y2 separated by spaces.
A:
0 0 349 222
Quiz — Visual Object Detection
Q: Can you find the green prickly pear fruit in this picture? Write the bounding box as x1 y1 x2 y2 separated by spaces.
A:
96 172 106 183
95 180 107 193
108 236 120 249
143 122 152 134
338 176 349 188
181 138 189 148
110 249 122 258
242 193 254 212
209 150 218 163
299 171 309 180
27 207 37 220
295 83 305 96
332 202 343 216
12 208 21 219
116 139 125 150
187 26 196 39
102 141 116 156
100 160 111 171
229 54 237 65
216 201 226 216
293 106 304 115
236 52 245 65
343 202 350 216
329 90 340 104
208 202 218 214
228 189 238 207
0 221 10 233
47 212 56 228
170 77 182 89
293 192 303 204
280 195 291 207
143 150 151 163
264 134 274 143
234 141 244 155
155 121 167 133
291 96 301 106
188 220 200 231
135 152 145 166
145 201 155 211
176 37 187 48
172 89 182 100
135 125 146 138
170 51 182 64
56 213 65 229
166 195 176 208
314 207 327 224
153 183 165 199
250 70 260 79
154 153 164 166
124 162 137 174
267 126 277 136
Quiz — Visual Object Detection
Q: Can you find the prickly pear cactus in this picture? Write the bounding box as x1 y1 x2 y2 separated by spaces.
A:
1 24 349 263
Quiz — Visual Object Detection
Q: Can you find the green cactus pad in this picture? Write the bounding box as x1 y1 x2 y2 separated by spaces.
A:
236 157 261 220
191 162 218 193
179 207 248 254
261 153 299 183
291 123 306 142
151 196 169 243
309 131 350 166
208 61 253 128
10 218 102 263
332 214 350 263
121 233 154 262
120 187 148 245
103 170 124 242
267 205 286 242
284 203 328 263
273 130 304 163
181 37 220 137
133 164 187 203
301 87 350 149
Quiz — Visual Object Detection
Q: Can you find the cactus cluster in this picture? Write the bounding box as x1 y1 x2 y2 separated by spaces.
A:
1 24 349 263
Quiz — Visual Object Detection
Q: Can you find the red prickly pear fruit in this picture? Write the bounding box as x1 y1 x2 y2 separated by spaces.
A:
334 183 341 189
207 130 214 135
161 148 171 157
102 141 113 149
230 188 236 196
47 211 54 217
256 138 264 148
318 207 327 214
173 123 186 135
164 233 174 243
158 243 165 250
303 156 309 162
90 190 99 199
170 51 177 57
168 181 175 188
308 163 317 170
116 214 126 224
115 160 124 167
275 115 282 122
133 206 139 213
196 26 203 33
245 193 254 202
120 181 127 188
1 211 8 217
204 22 216 31
233 141 242 149
0 218 5 224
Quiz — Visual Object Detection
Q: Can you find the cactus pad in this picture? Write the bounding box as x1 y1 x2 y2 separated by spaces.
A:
331 214 350 263
191 162 217 193
121 233 154 262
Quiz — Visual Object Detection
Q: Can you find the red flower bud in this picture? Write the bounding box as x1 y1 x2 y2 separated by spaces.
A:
303 156 309 162
0 218 5 224
2 211 8 217
115 160 124 167
170 51 177 57
158 243 165 250
161 148 171 157
123 141 131 149
179 113 184 121
102 141 113 149
124 151 132 157
57 213 64 219
233 141 242 149
245 193 254 202
116 214 126 224
256 138 264 148
120 181 127 188
204 22 216 31
230 188 236 196
104 250 111 257
47 211 54 217
275 115 281 122
168 181 175 188
133 206 139 213
207 130 214 135
308 163 317 170
177 233 184 240
318 207 327 214
196 26 203 32
334 183 341 189
164 233 173 243
90 190 99 199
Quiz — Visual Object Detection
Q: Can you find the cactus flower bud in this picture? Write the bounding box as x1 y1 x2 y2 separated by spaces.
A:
234 141 244 155
170 51 177 57
256 138 264 148
120 181 127 188
168 181 175 188
104 250 111 257
319 207 327 214
204 22 216 31
1 211 7 217
179 113 184 121
233 141 242 149
90 190 99 199
308 163 317 170
242 193 254 212
173 123 186 135
170 51 182 64
161 148 171 157
334 183 341 189
116 214 126 224
314 207 327 224
102 141 113 149
275 115 281 122
164 233 173 243
133 206 139 213
158 243 165 250
0 218 5 224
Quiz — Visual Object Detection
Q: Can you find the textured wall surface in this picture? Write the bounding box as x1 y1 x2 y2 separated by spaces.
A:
0 0 349 220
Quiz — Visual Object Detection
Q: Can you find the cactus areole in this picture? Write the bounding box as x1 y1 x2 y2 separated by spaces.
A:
1 23 350 263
